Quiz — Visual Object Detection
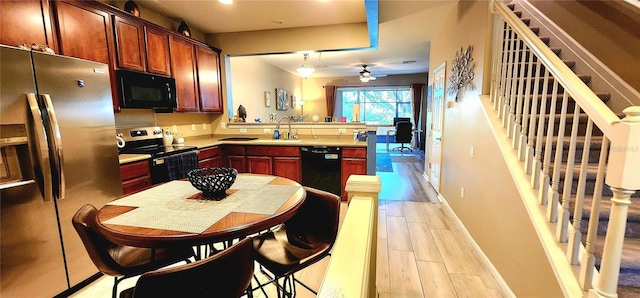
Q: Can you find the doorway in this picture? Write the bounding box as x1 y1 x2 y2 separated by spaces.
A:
428 62 446 192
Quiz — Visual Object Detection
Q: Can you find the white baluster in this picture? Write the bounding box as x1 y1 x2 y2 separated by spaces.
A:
580 137 609 290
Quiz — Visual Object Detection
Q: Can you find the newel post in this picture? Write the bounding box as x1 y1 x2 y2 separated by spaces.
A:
345 175 381 297
589 106 640 298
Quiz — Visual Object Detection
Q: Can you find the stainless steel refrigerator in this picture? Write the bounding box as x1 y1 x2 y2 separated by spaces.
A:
0 45 122 297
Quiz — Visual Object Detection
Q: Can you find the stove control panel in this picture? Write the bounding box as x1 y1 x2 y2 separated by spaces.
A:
116 126 163 142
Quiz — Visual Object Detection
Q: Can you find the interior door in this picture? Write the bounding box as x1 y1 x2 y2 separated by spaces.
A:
429 62 446 191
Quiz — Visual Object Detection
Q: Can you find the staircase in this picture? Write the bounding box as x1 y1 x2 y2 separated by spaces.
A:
489 1 640 296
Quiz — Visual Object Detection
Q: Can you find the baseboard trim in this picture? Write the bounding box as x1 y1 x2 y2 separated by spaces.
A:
438 196 517 298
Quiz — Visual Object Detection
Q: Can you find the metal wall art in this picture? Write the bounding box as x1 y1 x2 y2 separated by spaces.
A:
447 45 475 100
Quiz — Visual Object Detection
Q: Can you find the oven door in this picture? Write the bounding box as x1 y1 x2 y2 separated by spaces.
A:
150 151 199 184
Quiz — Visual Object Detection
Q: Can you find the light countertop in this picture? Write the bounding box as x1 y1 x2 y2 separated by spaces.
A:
118 153 152 164
182 134 368 149
118 134 368 164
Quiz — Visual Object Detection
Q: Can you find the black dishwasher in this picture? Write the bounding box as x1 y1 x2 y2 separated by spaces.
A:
301 146 341 196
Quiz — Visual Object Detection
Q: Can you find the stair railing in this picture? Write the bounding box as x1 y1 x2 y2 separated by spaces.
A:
489 1 640 296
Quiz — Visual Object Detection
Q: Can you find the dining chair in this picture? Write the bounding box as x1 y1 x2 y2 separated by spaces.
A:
393 120 413 152
252 186 340 297
119 238 254 298
72 204 195 298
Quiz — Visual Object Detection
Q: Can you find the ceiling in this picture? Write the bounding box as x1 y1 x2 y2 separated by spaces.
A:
136 0 457 78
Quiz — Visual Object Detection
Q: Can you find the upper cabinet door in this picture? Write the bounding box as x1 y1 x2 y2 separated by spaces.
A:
113 16 145 72
196 46 223 113
54 1 112 64
0 0 55 50
144 26 171 76
169 36 199 112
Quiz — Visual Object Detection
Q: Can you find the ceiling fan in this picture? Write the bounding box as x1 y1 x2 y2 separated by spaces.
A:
359 65 376 82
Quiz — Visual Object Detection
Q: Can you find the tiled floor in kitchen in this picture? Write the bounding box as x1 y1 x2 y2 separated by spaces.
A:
71 143 505 298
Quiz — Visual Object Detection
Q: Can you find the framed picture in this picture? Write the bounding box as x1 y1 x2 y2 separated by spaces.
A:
264 91 271 107
276 88 288 111
291 95 297 108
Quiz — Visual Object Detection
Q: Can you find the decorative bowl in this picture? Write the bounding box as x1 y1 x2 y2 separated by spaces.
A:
187 167 238 200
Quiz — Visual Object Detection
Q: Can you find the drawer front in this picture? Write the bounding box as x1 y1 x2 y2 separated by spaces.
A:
198 146 220 160
245 146 300 157
341 147 367 159
122 175 151 195
224 145 245 156
120 160 150 180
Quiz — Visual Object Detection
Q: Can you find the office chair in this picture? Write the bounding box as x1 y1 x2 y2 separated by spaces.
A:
393 121 413 152
119 238 254 298
252 186 340 297
72 204 195 298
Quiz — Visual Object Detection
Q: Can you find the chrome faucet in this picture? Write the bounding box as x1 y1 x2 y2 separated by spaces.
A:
275 116 296 139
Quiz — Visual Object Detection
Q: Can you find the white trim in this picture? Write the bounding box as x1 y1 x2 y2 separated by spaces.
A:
480 94 587 296
439 194 516 298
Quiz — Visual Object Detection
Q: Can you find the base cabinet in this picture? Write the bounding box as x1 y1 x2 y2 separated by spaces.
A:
120 160 151 195
246 146 301 183
341 147 367 200
198 146 221 168
223 145 301 182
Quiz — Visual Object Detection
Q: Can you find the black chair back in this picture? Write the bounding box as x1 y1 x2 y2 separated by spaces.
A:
395 121 413 143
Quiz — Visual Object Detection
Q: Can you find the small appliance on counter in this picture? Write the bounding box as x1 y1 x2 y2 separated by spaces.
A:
173 133 184 144
162 130 173 146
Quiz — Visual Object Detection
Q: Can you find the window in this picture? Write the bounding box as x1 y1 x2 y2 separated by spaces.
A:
337 87 412 124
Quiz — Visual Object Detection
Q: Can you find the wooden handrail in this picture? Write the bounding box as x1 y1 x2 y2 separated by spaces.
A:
491 1 621 136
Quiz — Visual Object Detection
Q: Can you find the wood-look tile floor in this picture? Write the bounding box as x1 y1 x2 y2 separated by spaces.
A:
71 144 505 298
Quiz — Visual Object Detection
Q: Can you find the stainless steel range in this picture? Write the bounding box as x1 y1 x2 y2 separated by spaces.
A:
116 126 199 184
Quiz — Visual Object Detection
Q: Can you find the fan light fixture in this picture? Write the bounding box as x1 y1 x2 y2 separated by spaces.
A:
296 53 315 78
359 65 376 83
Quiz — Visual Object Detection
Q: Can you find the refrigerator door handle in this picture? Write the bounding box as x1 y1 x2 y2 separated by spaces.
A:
42 94 66 200
26 93 54 202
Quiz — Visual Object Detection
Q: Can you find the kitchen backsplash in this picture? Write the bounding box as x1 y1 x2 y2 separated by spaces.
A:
114 108 218 137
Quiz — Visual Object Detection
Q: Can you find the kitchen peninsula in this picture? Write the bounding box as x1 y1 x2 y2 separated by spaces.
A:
119 131 376 201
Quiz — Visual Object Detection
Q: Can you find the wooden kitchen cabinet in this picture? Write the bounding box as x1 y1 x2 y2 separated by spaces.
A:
120 160 151 195
224 145 247 173
169 35 199 112
53 0 120 111
113 15 145 72
273 156 301 183
144 26 171 76
341 147 367 200
195 45 223 113
113 15 173 77
246 146 301 183
53 1 113 65
0 0 55 50
247 156 272 175
198 146 221 168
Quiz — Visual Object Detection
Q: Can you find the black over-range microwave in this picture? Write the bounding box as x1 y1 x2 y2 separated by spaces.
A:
117 70 176 112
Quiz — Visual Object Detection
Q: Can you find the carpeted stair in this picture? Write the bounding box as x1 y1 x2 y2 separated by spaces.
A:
506 3 640 295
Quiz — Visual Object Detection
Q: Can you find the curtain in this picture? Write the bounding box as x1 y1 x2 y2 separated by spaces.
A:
325 85 336 117
410 84 424 125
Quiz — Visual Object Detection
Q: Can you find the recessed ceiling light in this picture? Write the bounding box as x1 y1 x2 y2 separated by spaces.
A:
219 0 233 4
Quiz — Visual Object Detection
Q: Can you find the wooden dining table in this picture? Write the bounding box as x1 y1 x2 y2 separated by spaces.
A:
96 173 306 248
